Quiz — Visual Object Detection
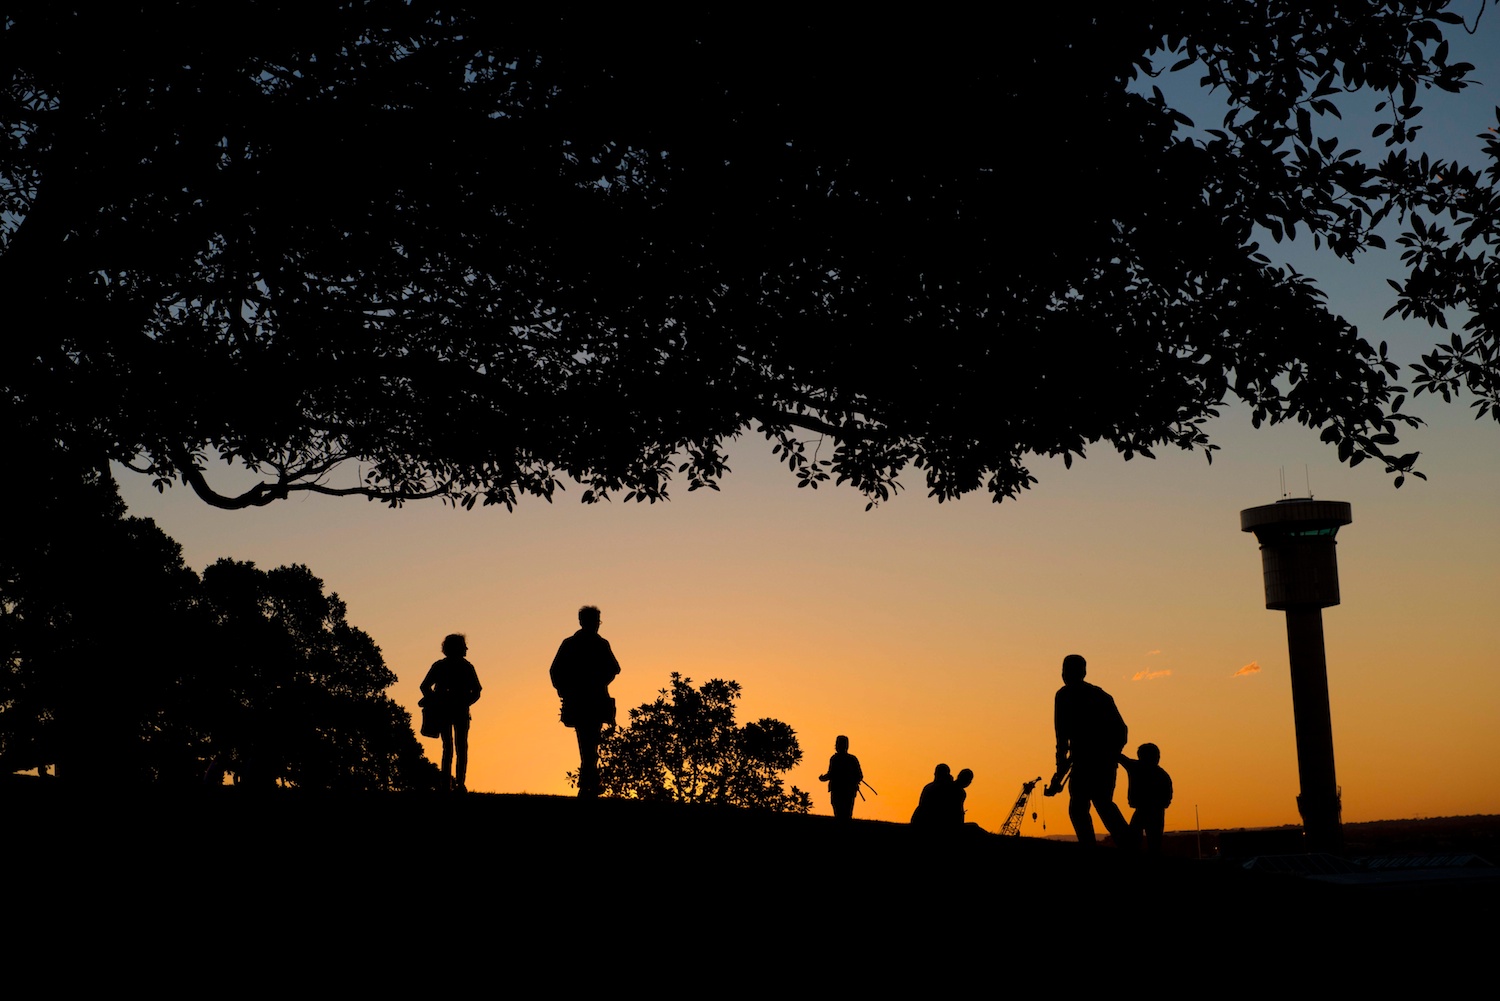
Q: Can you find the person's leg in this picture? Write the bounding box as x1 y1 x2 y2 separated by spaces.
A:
1097 800 1131 844
1068 778 1097 844
1144 808 1165 855
1090 763 1131 845
440 725 454 790
575 721 602 797
454 719 470 791
1125 809 1144 853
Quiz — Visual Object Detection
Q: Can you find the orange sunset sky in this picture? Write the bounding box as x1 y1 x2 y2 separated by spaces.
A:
109 15 1499 833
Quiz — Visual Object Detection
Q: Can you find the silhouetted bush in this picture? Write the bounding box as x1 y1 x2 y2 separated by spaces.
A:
577 673 811 812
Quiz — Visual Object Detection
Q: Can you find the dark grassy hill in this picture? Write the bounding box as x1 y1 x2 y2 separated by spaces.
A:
3 781 1489 989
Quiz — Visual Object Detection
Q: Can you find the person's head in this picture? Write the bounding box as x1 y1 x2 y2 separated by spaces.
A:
934 763 951 781
835 735 850 753
578 605 601 631
441 633 467 658
955 768 974 789
1137 742 1161 765
1061 654 1087 684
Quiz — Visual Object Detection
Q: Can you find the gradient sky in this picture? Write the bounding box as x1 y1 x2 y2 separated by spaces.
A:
111 17 1499 833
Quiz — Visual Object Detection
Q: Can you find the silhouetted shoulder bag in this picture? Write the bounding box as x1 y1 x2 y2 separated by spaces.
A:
559 696 615 728
419 701 443 738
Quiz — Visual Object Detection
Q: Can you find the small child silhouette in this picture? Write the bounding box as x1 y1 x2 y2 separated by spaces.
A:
1118 743 1173 854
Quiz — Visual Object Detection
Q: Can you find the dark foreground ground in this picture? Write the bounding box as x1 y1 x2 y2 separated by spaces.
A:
5 781 1493 989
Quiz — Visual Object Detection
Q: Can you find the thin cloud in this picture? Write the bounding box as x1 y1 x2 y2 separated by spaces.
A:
1132 669 1172 681
1234 661 1262 678
1145 649 1162 656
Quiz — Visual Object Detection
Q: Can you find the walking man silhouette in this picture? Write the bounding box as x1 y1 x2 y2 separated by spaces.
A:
549 605 621 798
1046 654 1131 846
819 735 864 820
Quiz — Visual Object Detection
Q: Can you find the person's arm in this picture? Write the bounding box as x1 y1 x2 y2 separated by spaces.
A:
466 660 482 705
420 663 438 699
1046 694 1070 794
1054 693 1070 773
549 640 569 695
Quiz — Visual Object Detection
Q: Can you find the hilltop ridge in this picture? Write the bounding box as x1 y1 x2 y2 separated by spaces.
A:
4 782 1490 986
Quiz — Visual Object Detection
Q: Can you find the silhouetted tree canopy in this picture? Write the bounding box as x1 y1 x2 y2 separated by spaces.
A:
580 673 812 813
0 443 199 781
3 3 1493 508
1377 94 1500 456
0 441 439 788
194 558 438 791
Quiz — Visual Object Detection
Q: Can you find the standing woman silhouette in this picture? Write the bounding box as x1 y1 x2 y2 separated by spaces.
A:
420 634 482 792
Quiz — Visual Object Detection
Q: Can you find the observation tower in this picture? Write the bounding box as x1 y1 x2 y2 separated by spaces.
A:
1240 497 1353 853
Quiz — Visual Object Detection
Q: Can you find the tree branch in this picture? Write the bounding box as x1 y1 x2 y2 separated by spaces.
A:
759 409 892 443
166 446 455 508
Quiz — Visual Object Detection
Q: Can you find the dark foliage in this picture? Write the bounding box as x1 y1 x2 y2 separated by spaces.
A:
0 441 439 788
578 673 812 813
1 4 1492 509
0 440 200 782
1375 106 1500 481
194 559 439 791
